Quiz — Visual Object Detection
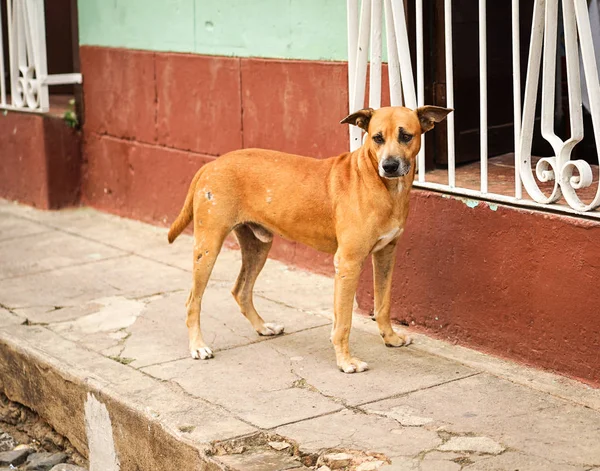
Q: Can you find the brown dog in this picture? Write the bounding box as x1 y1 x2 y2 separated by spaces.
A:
168 105 451 373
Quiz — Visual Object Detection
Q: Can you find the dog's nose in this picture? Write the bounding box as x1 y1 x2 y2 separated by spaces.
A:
382 159 400 174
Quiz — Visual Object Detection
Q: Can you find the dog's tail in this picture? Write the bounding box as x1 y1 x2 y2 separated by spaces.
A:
168 169 202 244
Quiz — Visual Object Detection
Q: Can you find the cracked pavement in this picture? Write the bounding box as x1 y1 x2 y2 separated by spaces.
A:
1 199 599 471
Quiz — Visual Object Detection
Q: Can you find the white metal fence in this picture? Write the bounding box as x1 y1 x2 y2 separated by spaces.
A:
0 0 81 113
347 0 600 217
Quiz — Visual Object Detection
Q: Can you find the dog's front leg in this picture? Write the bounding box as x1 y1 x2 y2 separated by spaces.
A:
332 250 368 373
372 242 411 347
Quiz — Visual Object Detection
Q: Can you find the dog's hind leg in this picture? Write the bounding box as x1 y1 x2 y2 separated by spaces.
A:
232 224 284 336
187 226 229 360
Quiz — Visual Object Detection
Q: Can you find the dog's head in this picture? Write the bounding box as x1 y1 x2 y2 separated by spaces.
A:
341 106 452 179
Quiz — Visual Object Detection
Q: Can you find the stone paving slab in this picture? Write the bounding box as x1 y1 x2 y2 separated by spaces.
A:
120 289 328 367
1 200 600 471
276 409 442 458
0 308 23 327
0 213 52 242
143 340 344 429
409 331 600 412
216 449 308 471
54 287 330 369
0 255 189 321
364 373 600 467
0 229 124 280
266 326 476 406
462 451 587 471
142 322 475 428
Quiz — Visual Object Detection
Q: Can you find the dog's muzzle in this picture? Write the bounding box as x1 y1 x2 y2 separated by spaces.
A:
380 157 410 178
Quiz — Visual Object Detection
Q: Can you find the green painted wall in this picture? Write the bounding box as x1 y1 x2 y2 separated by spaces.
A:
78 0 350 61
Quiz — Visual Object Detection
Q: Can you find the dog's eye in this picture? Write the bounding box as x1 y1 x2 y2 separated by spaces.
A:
372 133 385 145
399 132 413 143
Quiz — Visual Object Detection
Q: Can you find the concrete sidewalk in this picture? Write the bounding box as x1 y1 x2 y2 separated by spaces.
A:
0 199 599 471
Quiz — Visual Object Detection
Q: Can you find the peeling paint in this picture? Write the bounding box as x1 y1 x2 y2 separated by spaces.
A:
53 297 145 334
85 393 120 471
440 194 501 212
365 405 434 426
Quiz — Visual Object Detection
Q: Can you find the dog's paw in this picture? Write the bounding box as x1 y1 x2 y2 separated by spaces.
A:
258 322 285 336
338 358 369 374
382 331 412 347
191 346 214 360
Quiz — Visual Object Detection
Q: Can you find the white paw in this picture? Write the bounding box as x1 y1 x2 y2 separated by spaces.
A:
339 359 369 374
191 346 213 360
385 331 412 347
259 322 285 336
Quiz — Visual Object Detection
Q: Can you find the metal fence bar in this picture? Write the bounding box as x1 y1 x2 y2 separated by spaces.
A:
512 0 522 199
413 180 600 220
479 0 488 194
540 0 562 155
350 0 371 151
370 0 383 109
347 0 358 108
558 0 587 208
352 0 371 114
345 0 599 217
32 0 49 111
445 0 456 187
575 0 600 156
416 0 425 182
346 0 362 150
570 0 600 211
384 0 402 106
44 73 83 85
390 0 416 108
0 4 6 106
518 0 549 204
7 0 17 107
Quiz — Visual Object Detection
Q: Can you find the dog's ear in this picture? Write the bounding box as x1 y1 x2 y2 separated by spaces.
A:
416 106 453 133
340 108 374 132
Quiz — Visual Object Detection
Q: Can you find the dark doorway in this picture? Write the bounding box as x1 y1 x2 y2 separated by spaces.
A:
426 0 533 166
420 0 597 168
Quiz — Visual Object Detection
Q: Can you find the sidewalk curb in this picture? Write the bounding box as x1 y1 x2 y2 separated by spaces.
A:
0 324 240 471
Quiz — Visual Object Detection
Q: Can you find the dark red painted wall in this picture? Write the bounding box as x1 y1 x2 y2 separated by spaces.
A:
79 46 354 224
75 46 600 386
358 195 600 386
0 112 81 209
